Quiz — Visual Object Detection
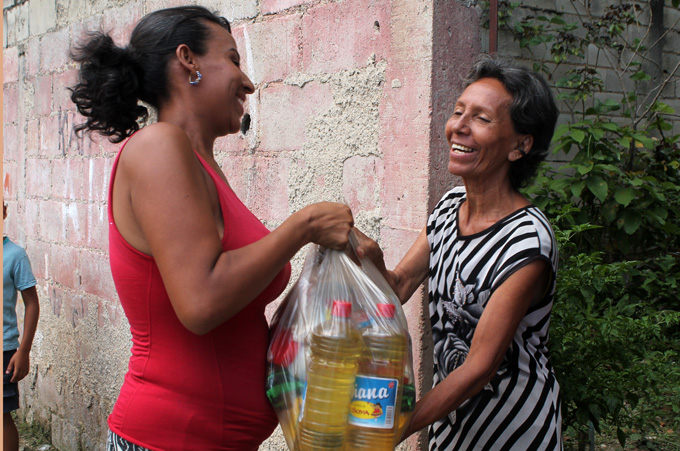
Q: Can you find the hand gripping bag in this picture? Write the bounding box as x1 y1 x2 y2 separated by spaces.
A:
266 234 415 450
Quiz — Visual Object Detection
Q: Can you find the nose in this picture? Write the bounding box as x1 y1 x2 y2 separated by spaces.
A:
445 113 469 141
242 72 255 95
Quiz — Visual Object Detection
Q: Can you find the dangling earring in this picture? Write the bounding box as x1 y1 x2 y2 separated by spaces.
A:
189 70 202 86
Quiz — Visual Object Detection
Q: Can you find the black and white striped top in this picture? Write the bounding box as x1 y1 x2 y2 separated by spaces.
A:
426 186 562 450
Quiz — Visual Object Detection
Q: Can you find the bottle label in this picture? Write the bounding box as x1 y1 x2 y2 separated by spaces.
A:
348 375 398 429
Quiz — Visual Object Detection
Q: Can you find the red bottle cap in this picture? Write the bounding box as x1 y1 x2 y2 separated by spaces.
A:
332 300 352 317
270 329 299 367
377 303 396 318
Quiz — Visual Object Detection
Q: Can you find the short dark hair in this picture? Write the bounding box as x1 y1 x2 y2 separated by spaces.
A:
70 6 230 143
465 55 559 190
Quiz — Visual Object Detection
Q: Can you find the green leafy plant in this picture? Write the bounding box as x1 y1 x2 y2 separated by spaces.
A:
493 0 680 448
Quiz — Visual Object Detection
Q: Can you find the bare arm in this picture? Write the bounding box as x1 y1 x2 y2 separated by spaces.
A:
117 125 353 335
354 227 429 304
401 259 551 439
8 286 40 383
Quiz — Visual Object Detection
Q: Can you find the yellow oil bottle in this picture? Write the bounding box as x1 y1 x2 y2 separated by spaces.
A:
346 303 407 450
298 300 361 450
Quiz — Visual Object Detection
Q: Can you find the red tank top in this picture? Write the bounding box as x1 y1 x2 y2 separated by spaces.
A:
107 142 291 451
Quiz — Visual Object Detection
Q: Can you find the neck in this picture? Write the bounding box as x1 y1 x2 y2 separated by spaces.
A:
158 102 217 160
459 180 529 234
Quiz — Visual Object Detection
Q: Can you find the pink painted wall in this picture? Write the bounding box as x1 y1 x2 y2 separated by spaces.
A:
2 0 481 449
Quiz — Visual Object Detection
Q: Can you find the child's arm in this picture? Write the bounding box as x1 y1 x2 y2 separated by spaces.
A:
7 286 40 383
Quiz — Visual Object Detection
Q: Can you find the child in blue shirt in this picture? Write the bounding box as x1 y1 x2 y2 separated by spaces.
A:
3 203 40 451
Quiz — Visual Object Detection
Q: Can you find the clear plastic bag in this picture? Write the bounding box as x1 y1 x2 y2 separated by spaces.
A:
266 233 415 450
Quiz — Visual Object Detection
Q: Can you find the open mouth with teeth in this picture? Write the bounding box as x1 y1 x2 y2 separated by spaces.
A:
451 144 476 154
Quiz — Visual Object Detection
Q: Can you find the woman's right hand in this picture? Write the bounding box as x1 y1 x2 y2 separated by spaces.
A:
301 202 354 249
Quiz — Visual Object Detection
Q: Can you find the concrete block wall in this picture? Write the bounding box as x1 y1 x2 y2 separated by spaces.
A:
3 0 481 449
482 0 680 145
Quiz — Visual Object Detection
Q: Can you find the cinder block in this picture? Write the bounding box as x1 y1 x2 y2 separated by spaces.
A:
202 0 258 21
65 202 89 248
301 0 390 75
34 74 53 116
62 293 89 329
252 156 291 221
101 2 144 47
258 81 334 151
15 1 30 42
52 70 78 113
79 250 117 303
86 203 108 251
49 243 80 289
40 27 70 72
51 158 84 200
380 154 429 230
5 5 17 46
26 158 52 198
377 225 422 271
28 0 57 36
342 155 382 212
39 200 67 243
3 12 8 48
3 124 19 162
26 37 41 77
89 157 113 203
39 115 66 157
26 119 40 156
239 14 302 84
261 0 312 15
23 205 42 255
57 0 91 25
3 85 18 124
3 45 19 83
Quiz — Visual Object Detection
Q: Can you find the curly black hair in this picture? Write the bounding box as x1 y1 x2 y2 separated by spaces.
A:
69 6 231 143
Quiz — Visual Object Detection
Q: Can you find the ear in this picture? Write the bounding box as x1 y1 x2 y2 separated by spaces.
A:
175 44 198 73
509 135 534 162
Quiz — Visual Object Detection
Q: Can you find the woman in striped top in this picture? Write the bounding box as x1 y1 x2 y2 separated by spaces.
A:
357 55 562 449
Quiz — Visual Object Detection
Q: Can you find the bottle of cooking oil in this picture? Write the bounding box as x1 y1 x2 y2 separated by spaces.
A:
298 300 361 451
347 302 407 450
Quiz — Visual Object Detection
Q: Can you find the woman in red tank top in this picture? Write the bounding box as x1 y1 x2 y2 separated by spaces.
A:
70 6 354 450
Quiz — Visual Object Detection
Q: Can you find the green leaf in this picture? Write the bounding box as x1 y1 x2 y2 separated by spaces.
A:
591 127 605 141
632 133 655 149
571 180 586 197
617 137 632 148
630 70 651 81
617 427 628 447
614 188 636 207
648 207 667 225
620 209 643 234
571 129 586 143
600 122 621 132
601 199 618 224
552 124 570 141
587 176 608 202
651 207 668 220
577 161 594 175
651 102 675 114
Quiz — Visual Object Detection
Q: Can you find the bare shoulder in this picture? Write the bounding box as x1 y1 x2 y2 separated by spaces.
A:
120 122 196 177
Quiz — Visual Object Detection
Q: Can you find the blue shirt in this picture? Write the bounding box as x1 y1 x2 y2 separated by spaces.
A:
3 236 37 351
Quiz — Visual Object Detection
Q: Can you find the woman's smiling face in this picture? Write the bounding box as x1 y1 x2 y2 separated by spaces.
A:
192 22 255 136
444 77 528 187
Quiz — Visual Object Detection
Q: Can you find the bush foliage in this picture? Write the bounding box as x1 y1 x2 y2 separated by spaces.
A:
489 0 680 448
